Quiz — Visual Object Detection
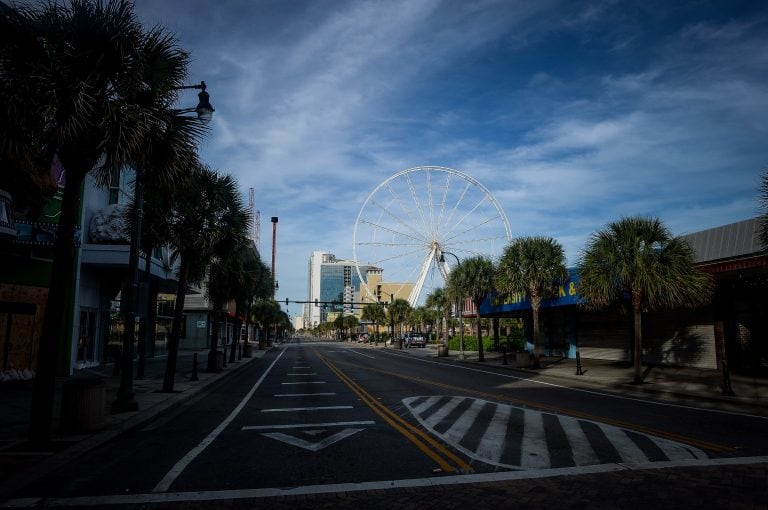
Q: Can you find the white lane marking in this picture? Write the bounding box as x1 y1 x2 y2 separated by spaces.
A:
261 428 364 451
12 457 768 507
152 348 287 493
287 373 317 376
261 406 353 413
281 381 326 385
243 421 375 431
476 404 511 463
274 393 337 397
379 349 768 420
521 410 550 469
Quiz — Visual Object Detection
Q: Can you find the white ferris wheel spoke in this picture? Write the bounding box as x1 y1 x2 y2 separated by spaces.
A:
436 172 452 238
405 172 430 237
439 180 472 240
359 216 428 247
384 181 422 235
441 194 490 243
442 212 504 246
368 196 430 243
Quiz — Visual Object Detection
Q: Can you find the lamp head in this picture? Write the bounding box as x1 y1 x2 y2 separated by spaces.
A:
195 84 214 123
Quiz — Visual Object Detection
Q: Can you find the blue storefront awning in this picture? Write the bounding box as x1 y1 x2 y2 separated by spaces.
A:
480 269 582 315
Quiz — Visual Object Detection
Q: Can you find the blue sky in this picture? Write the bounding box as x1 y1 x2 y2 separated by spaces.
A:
132 0 767 318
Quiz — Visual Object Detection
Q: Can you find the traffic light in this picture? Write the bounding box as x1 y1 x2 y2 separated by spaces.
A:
314 298 318 306
285 298 289 306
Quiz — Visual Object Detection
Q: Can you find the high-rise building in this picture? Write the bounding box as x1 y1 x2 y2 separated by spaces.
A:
306 251 415 328
306 251 375 327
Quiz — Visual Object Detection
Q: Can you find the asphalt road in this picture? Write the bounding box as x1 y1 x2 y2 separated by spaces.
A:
7 339 768 508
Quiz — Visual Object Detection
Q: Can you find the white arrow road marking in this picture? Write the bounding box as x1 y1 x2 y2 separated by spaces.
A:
260 428 365 452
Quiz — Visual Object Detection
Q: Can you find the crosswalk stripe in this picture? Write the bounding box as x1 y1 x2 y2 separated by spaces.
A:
557 415 599 466
654 435 708 461
598 422 648 463
410 395 440 416
476 404 510 463
521 409 550 469
423 397 464 429
444 399 486 445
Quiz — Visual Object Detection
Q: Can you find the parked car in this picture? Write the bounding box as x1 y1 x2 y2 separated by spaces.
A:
405 331 426 348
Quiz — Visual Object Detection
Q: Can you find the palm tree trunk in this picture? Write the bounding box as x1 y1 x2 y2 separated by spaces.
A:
475 300 484 362
29 168 85 443
208 305 222 372
229 306 241 364
137 248 152 379
633 305 643 384
531 295 542 369
163 256 189 392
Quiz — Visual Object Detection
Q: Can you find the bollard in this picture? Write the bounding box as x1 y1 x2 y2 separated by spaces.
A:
721 359 734 396
191 352 199 381
575 351 584 375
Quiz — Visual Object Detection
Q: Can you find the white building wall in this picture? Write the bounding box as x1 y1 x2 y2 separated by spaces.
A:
307 251 327 328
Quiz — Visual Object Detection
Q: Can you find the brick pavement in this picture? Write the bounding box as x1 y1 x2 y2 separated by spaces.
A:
35 463 768 509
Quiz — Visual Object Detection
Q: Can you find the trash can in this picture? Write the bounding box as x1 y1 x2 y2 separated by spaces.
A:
514 351 531 368
60 377 106 433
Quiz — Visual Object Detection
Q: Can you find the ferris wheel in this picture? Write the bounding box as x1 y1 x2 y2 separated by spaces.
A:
353 166 512 307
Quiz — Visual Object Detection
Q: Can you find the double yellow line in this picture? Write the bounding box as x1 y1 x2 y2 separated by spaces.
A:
318 351 473 474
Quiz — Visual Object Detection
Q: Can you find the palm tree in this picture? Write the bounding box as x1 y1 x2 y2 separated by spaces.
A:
447 256 495 361
161 165 248 390
496 237 569 368
343 315 359 341
236 251 272 353
1 0 195 442
387 298 411 348
578 217 714 384
426 287 451 350
252 299 281 347
202 176 249 372
361 302 386 344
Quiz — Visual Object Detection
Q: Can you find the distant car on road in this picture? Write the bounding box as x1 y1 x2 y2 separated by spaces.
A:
405 332 426 348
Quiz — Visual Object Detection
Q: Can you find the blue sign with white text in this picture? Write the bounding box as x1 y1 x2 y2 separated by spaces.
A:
480 269 582 315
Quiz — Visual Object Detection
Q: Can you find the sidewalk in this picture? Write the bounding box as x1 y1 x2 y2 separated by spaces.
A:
0 346 269 500
408 344 768 415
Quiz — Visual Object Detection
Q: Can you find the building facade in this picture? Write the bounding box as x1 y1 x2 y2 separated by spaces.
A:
480 218 767 373
306 251 376 326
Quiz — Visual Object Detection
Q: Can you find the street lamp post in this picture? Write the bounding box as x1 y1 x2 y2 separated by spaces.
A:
271 217 278 299
440 251 464 360
389 293 395 347
112 81 214 413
